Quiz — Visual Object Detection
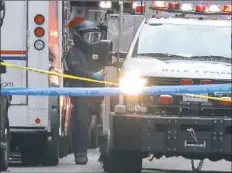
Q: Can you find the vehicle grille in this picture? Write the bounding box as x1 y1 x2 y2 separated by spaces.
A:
148 77 180 86
147 77 231 86
136 77 231 116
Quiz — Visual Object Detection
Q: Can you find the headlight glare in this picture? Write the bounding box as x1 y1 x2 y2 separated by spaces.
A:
119 71 147 95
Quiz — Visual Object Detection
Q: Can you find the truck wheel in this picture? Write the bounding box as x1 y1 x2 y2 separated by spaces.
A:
68 136 73 154
59 136 69 158
89 125 99 149
0 116 10 171
42 128 59 166
102 150 142 173
64 136 70 156
59 136 65 158
21 149 42 166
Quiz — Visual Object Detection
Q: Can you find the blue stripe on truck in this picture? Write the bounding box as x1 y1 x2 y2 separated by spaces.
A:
0 56 26 61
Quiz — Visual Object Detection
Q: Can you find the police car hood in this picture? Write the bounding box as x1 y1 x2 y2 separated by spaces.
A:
123 57 231 80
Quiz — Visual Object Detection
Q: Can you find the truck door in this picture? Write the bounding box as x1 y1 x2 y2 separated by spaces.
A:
0 1 27 105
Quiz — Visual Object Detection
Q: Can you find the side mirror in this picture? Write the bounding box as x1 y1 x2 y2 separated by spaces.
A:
0 59 6 74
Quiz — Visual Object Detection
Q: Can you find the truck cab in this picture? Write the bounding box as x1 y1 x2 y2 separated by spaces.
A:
100 2 232 173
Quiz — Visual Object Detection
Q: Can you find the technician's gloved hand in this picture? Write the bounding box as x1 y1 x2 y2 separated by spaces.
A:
93 70 105 80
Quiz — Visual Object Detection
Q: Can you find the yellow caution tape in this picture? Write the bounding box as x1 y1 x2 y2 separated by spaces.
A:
1 62 118 86
183 94 232 102
1 62 231 102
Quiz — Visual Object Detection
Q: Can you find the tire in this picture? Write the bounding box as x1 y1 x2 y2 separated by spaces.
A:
42 128 59 166
64 136 70 156
21 129 60 166
21 149 42 166
59 136 69 158
0 116 10 171
102 150 142 173
68 136 73 154
59 136 65 158
89 125 99 149
89 114 102 149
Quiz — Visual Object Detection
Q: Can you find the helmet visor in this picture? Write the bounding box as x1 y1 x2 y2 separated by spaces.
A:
82 31 102 45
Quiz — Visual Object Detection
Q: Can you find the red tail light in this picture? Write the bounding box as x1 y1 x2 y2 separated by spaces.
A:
200 80 213 84
34 14 45 25
34 27 45 37
180 79 193 85
159 95 173 104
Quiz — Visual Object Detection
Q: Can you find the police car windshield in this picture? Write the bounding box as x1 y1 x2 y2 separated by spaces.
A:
133 23 231 59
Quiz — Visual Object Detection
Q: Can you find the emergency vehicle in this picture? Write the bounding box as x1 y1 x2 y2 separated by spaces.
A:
0 0 115 166
0 1 72 166
99 1 232 173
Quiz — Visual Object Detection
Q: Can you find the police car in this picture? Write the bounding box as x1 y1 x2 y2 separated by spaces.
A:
100 2 232 173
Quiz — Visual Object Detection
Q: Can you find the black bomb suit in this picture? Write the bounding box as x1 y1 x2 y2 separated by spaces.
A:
63 20 103 165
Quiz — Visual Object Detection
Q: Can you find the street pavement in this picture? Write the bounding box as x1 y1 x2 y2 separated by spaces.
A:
3 149 232 173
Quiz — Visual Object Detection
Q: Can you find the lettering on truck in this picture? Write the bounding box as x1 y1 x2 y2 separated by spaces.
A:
1 82 14 88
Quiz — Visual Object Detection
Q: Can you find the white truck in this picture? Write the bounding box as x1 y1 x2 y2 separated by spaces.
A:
99 1 231 173
0 1 73 166
0 0 115 166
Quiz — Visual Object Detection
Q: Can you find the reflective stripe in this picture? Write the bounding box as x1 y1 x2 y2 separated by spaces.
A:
0 50 26 55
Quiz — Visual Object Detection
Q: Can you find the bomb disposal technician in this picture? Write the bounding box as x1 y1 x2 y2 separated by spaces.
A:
63 20 105 165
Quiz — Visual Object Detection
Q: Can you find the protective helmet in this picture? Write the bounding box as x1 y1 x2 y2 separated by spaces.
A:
73 20 102 46
75 20 100 35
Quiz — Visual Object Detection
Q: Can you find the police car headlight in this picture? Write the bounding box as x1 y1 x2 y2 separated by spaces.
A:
119 71 147 95
34 39 45 50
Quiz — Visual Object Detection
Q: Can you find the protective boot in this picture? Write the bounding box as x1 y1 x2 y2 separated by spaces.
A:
74 152 88 165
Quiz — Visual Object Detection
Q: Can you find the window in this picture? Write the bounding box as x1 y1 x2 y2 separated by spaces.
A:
132 23 231 59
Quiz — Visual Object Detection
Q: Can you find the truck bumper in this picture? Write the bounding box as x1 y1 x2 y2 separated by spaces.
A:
10 127 47 134
109 113 231 157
